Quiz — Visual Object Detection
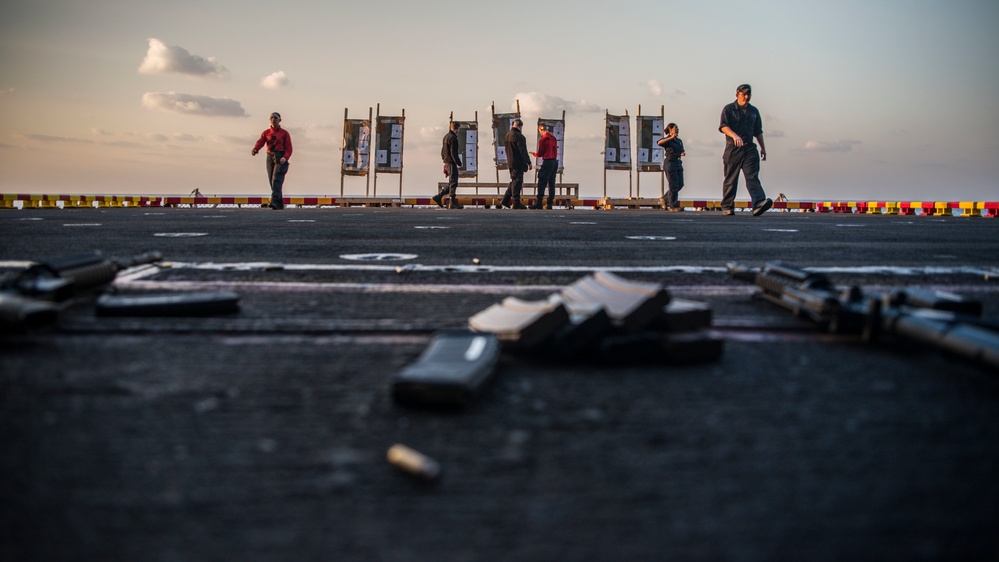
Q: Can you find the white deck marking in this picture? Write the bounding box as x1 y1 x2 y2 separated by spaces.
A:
94 261 999 296
340 253 419 261
120 261 999 277
115 279 565 294
5 260 997 280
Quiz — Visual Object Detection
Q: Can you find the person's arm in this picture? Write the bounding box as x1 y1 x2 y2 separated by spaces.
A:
754 108 765 160
720 126 744 147
520 136 532 170
450 135 462 166
251 131 266 155
279 130 292 163
719 106 745 147
657 129 676 147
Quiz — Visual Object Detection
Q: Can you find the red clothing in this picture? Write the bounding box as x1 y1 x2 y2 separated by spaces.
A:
253 126 293 160
535 132 558 160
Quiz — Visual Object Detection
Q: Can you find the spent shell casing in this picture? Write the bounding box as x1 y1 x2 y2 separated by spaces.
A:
387 444 441 481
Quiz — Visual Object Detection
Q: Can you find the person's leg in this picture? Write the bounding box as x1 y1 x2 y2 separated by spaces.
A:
676 162 685 208
511 169 526 208
743 147 767 208
721 145 742 212
665 163 679 208
266 153 284 208
502 169 516 207
270 159 287 208
534 160 553 208
531 172 545 209
447 163 462 208
543 160 557 207
447 163 459 200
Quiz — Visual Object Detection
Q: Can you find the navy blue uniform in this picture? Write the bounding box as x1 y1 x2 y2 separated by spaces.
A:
660 137 685 209
719 101 767 211
439 129 462 201
502 127 531 207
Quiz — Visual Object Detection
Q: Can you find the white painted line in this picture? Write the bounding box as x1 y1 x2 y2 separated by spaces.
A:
154 261 727 274
122 261 999 278
63 223 102 227
110 277 999 297
340 253 418 261
763 229 799 232
414 226 448 229
625 236 677 241
154 233 208 237
115 279 564 294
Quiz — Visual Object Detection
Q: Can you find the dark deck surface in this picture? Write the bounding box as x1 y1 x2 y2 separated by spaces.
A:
2 207 998 561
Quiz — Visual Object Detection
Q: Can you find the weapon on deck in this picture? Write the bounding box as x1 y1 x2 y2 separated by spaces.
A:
0 251 163 331
728 261 999 371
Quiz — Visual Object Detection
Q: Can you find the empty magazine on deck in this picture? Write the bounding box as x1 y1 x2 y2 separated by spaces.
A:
560 271 670 331
392 330 502 408
467 298 569 351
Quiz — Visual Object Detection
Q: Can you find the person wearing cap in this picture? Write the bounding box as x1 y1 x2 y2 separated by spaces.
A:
501 118 532 209
434 121 463 209
719 84 771 216
657 122 685 212
530 123 559 209
251 112 293 210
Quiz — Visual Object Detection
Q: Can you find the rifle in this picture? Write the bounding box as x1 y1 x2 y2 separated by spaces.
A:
728 262 999 371
0 251 162 331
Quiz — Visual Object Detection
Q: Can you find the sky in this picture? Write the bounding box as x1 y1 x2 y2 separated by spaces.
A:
1 0 998 202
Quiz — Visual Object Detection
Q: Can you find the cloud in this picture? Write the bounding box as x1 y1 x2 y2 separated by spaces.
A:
514 92 602 116
23 133 92 144
420 125 446 141
647 80 663 96
138 38 229 77
0 87 13 96
142 92 248 117
261 71 289 89
804 139 861 152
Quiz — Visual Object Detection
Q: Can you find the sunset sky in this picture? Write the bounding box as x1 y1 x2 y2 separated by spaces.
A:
2 0 997 201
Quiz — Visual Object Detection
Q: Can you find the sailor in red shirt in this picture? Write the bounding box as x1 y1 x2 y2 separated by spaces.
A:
530 123 559 209
251 112 293 210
